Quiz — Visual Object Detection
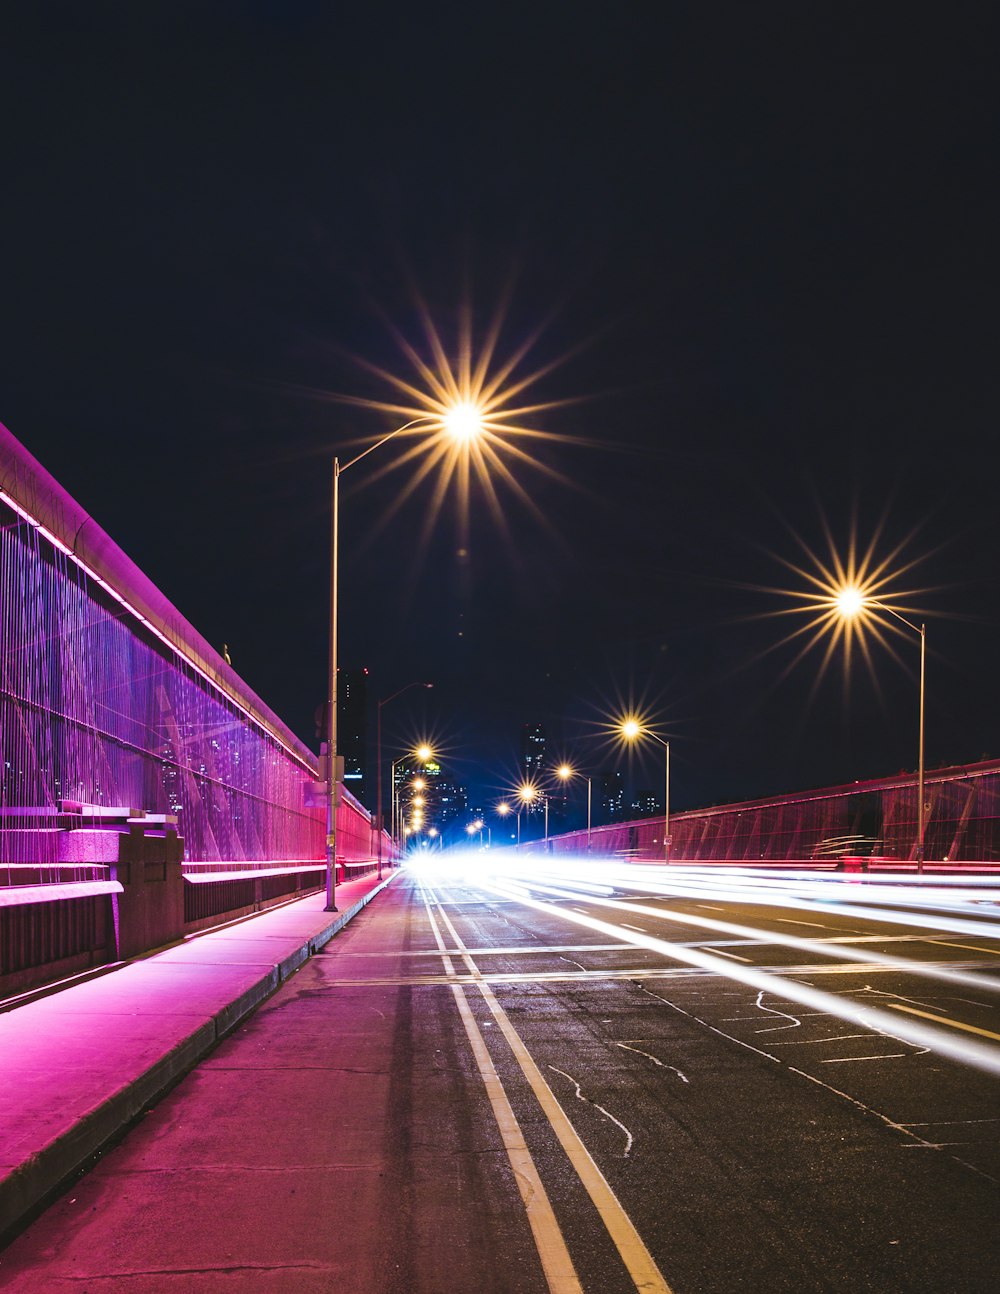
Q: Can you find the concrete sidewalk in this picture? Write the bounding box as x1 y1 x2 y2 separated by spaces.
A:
0 870 397 1243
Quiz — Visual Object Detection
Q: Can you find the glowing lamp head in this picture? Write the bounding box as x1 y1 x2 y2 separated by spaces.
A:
415 745 433 762
835 586 867 619
443 401 485 443
496 802 511 817
412 778 426 791
620 718 642 742
518 784 537 804
557 764 573 780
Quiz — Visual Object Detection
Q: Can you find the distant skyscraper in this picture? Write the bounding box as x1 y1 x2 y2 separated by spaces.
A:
338 668 368 799
521 723 546 814
632 789 664 817
521 723 546 778
599 770 625 823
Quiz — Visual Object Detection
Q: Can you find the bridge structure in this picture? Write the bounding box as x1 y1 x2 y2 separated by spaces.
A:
4 421 1000 1001
0 423 390 999
534 759 1000 869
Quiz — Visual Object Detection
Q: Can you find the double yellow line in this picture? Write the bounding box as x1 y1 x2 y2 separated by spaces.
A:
420 882 672 1294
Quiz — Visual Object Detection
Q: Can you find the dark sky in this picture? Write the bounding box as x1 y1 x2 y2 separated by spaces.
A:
3 2 999 815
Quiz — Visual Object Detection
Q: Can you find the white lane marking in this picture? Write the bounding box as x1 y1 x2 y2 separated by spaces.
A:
769 1033 880 1047
774 918 829 929
419 887 583 1294
708 948 752 963
559 955 589 972
622 923 647 933
549 1066 634 1158
696 904 725 911
616 1041 689 1083
821 1054 910 1063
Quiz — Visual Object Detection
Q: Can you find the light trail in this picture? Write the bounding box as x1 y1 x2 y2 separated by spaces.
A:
477 876 1000 1077
410 855 1000 1077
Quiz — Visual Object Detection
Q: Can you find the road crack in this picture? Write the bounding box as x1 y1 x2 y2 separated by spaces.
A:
548 1065 634 1157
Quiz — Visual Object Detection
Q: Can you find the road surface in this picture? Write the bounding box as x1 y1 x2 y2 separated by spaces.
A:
2 857 998 1292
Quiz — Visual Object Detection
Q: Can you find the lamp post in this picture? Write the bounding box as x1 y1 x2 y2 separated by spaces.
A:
496 801 512 846
556 763 592 851
392 753 432 860
326 409 482 910
835 591 927 872
376 682 433 880
518 783 537 846
620 719 670 863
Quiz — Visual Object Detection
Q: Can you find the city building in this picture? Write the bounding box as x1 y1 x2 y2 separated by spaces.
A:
521 723 546 815
632 789 664 817
598 770 625 823
338 668 368 800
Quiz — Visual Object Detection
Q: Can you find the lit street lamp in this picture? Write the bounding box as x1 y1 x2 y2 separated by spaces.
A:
620 718 670 862
392 751 434 856
496 801 513 845
517 782 538 847
556 763 592 851
376 682 433 880
325 408 482 910
835 589 928 872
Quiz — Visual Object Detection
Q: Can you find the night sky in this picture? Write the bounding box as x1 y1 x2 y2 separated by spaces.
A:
4 3 999 816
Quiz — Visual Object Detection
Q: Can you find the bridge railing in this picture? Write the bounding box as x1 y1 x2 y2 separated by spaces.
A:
1 422 392 998
523 759 1000 868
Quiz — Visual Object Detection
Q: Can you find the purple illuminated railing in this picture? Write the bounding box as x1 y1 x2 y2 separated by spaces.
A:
0 423 389 991
540 760 1000 866
1 422 384 878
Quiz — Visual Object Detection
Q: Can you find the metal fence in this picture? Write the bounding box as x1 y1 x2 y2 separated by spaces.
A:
1 424 390 994
543 759 1000 864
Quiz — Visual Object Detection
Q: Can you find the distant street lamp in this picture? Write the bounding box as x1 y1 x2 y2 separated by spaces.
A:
496 801 513 845
517 782 538 847
620 718 670 862
835 589 928 872
556 763 592 851
326 409 483 910
391 754 433 859
376 682 433 880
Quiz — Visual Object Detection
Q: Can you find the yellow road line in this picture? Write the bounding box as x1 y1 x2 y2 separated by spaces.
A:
930 939 1000 958
431 893 674 1294
420 888 584 1294
888 1003 1000 1043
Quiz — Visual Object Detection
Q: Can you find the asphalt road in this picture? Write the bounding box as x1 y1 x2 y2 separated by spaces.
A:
2 858 999 1292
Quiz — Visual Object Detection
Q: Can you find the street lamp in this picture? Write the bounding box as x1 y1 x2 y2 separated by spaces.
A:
556 763 592 851
620 718 670 862
835 589 927 872
391 755 434 857
496 801 513 846
376 682 433 880
325 407 483 910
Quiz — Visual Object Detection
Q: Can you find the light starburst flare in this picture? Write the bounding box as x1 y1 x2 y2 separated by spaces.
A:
311 289 596 556
749 512 939 694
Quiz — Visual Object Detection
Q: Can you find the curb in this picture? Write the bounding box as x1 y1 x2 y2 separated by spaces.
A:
0 871 397 1247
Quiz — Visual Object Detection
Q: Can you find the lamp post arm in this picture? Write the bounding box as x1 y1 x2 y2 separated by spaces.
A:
868 600 922 638
340 417 432 474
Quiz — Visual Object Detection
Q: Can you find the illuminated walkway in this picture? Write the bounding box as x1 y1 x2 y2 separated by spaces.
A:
0 872 391 1244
